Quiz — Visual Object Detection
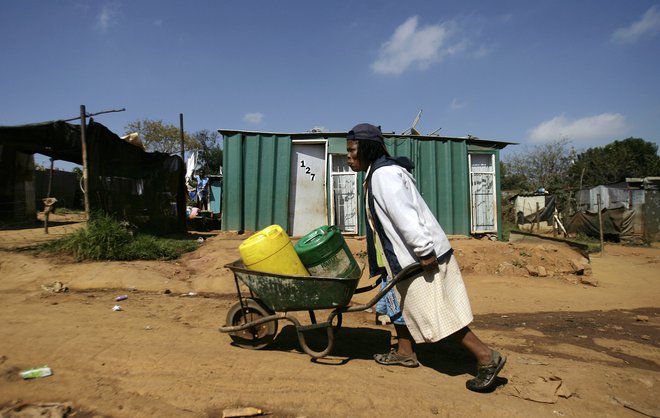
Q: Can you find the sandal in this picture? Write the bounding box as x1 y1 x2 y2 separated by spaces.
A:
466 350 506 392
374 349 419 368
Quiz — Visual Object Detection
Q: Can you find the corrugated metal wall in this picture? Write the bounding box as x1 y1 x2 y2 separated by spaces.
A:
222 132 293 232
643 189 659 242
221 130 503 238
371 137 471 235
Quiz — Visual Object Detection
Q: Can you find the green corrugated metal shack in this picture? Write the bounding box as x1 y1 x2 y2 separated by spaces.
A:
218 129 514 239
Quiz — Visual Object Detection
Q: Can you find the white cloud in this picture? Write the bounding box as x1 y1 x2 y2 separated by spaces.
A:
96 3 120 32
450 98 466 110
371 16 467 75
612 5 660 44
527 113 626 144
244 112 263 124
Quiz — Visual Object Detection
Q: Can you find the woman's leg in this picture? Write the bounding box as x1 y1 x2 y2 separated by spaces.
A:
450 326 492 364
394 324 415 356
451 325 506 392
373 324 419 367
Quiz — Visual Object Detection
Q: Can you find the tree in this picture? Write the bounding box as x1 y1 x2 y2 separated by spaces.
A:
499 161 531 191
568 138 660 188
502 138 576 193
191 129 223 175
124 119 196 153
123 120 224 173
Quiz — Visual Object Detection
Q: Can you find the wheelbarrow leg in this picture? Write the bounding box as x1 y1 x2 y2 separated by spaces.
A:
307 310 342 330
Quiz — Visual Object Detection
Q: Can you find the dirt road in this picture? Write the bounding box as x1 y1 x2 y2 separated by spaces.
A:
0 221 658 418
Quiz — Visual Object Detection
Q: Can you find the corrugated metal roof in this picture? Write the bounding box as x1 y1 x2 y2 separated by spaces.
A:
217 129 517 148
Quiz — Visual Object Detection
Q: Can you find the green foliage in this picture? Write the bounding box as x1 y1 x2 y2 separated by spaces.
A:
568 138 660 188
502 138 576 193
501 218 518 242
567 233 602 254
120 234 199 260
511 259 526 268
38 213 199 261
123 120 224 173
499 161 531 191
191 129 223 174
124 119 195 153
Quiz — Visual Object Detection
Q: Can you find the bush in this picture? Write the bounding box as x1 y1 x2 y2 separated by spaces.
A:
38 213 199 261
502 219 518 242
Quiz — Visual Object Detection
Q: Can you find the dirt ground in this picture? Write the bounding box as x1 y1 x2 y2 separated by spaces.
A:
0 215 658 418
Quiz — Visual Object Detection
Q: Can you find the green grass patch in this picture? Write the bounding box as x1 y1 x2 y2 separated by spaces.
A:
37 213 199 261
569 233 602 254
501 219 518 242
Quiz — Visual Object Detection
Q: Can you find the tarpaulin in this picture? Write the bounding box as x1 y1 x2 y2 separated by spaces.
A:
515 195 556 224
0 120 186 233
0 120 82 163
566 207 635 241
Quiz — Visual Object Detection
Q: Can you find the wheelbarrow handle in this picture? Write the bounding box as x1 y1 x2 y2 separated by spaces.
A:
353 274 384 294
343 262 424 313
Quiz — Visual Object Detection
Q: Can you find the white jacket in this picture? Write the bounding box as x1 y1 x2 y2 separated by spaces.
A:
368 164 452 269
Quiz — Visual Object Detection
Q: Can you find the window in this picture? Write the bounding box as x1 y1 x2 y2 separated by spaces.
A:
329 154 358 233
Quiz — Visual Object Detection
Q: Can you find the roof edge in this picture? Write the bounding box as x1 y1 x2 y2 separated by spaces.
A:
217 128 517 148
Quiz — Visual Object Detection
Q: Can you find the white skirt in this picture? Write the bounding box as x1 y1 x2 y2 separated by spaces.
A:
395 254 474 343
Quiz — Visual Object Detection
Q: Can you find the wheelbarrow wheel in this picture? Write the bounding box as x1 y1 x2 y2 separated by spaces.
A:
226 298 278 350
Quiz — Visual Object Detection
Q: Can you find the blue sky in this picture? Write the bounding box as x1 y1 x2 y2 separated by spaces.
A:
1 1 659 169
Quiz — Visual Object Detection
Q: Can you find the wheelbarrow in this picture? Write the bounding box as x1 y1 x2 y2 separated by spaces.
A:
219 260 423 359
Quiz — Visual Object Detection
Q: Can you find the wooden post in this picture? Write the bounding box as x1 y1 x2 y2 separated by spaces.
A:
44 158 54 233
80 105 90 221
535 202 540 233
597 193 604 255
179 113 185 162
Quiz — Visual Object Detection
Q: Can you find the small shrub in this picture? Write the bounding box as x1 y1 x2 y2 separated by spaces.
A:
502 219 519 242
512 259 526 268
38 213 198 261
123 235 199 260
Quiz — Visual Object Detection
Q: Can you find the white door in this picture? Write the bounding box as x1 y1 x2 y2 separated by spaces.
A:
469 153 497 234
289 142 327 236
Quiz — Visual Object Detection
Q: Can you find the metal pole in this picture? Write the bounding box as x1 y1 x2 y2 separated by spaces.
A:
597 193 604 255
179 113 185 161
80 105 90 221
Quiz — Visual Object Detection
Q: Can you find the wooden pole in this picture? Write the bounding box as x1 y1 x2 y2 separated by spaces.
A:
535 202 540 233
597 193 604 255
44 158 54 234
179 113 185 162
64 108 125 122
80 105 90 221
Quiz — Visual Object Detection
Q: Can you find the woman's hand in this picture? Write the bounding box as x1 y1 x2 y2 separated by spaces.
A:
420 251 439 272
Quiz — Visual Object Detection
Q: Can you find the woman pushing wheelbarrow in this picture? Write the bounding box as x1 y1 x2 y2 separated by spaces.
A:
345 123 506 393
